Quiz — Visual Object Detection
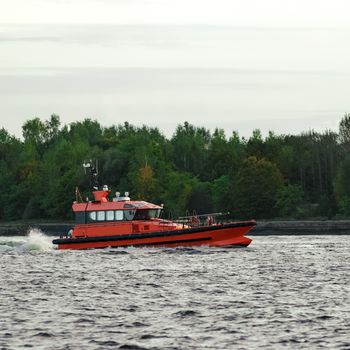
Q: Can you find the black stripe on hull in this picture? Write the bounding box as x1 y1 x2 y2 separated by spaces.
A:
53 221 255 246
57 238 251 250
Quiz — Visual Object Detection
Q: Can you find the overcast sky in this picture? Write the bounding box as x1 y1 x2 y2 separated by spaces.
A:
1 0 349 138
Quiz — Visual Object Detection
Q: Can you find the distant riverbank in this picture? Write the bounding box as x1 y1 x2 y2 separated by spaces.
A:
251 220 350 235
1 220 350 236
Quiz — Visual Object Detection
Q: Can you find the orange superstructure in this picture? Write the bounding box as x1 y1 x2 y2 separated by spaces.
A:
52 163 256 250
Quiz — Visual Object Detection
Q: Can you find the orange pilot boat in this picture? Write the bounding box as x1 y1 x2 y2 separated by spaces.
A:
53 162 256 250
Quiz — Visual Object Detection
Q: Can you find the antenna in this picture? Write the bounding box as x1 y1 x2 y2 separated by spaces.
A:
82 160 91 174
82 160 99 191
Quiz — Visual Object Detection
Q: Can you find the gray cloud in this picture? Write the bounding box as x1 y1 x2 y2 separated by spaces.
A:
0 67 346 138
0 36 61 42
0 23 349 138
1 24 349 47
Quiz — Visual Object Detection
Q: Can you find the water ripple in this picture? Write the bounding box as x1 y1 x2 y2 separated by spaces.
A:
0 235 350 349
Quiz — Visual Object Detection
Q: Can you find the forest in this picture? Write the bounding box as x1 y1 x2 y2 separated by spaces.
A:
1 114 350 222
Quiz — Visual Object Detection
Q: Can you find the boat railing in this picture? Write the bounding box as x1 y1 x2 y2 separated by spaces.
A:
174 212 231 228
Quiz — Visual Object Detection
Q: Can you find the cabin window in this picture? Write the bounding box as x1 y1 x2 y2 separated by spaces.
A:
106 210 114 221
133 209 161 220
97 211 105 221
150 209 161 218
124 209 136 220
89 211 96 221
75 211 86 224
115 210 124 221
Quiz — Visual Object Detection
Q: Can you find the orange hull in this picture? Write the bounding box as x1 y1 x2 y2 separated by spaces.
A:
53 221 255 250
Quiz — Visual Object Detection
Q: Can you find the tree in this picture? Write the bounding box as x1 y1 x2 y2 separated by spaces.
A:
187 182 213 214
0 129 22 220
246 129 265 158
2 115 350 221
135 164 156 200
22 115 61 146
206 128 242 181
334 155 350 216
38 137 89 218
211 175 231 212
171 122 210 177
339 112 350 146
276 184 304 218
22 117 46 144
69 119 103 147
159 170 198 217
230 156 284 219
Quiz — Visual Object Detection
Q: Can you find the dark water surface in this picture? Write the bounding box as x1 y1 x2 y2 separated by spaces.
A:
1 231 350 349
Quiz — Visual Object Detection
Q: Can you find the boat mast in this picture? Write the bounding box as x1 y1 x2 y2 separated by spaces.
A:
83 160 99 191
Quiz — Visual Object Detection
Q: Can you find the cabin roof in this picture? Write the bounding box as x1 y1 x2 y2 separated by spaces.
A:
72 200 162 212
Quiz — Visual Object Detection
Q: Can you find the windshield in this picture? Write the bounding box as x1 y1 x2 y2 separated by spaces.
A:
133 209 161 220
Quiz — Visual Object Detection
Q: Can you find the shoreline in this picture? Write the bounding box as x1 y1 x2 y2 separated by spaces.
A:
249 220 350 236
1 220 350 236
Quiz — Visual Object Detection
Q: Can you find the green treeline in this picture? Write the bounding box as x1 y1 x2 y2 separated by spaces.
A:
1 114 350 221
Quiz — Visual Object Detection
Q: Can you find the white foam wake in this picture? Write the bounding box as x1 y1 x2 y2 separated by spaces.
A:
0 228 53 252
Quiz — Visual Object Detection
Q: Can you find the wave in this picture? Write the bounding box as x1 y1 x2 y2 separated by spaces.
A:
0 228 53 252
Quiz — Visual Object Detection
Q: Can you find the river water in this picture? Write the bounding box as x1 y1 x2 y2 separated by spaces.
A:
0 231 349 350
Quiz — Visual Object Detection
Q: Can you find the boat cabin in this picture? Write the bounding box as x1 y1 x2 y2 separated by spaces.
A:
72 189 163 225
